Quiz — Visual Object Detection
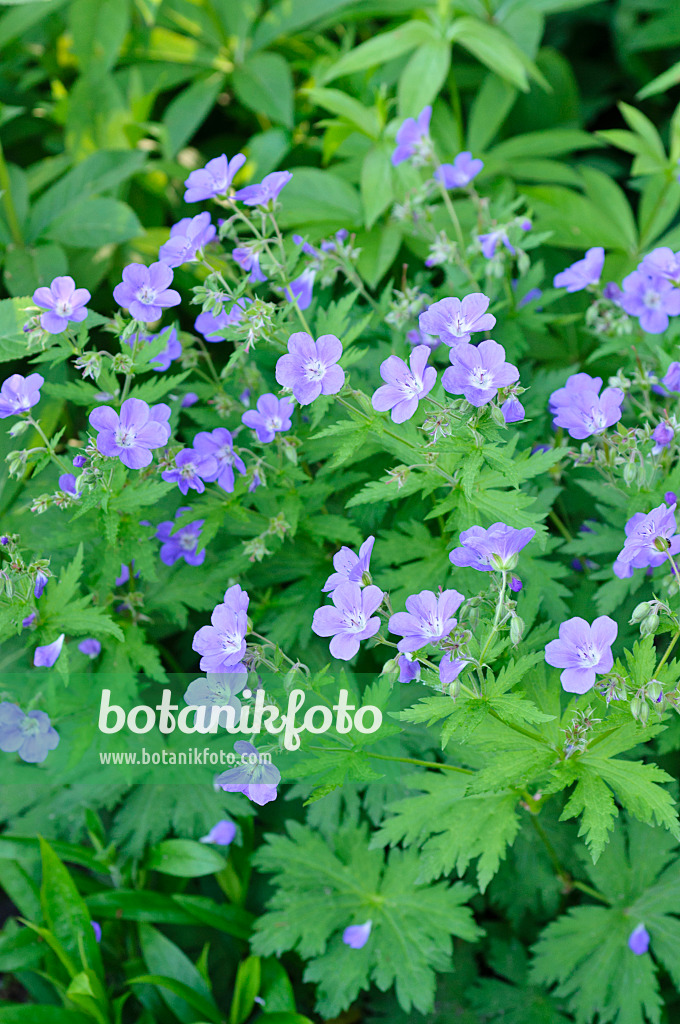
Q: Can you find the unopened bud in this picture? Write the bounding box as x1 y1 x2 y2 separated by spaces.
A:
623 461 637 485
448 679 461 699
9 419 30 438
629 697 644 721
640 612 660 637
510 615 524 646
630 601 652 623
646 681 663 702
281 438 298 465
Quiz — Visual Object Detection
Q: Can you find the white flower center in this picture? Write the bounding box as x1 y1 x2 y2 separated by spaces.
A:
265 416 282 431
180 462 197 479
20 717 40 737
644 289 661 309
217 444 233 465
137 286 157 304
304 358 326 382
399 372 422 400
469 367 493 390
221 631 242 654
576 643 599 666
56 300 73 316
346 610 367 631
115 427 136 448
179 533 196 551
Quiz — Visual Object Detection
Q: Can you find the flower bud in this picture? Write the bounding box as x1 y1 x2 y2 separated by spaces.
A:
646 681 663 702
623 461 637 485
448 679 461 699
640 612 660 637
629 697 643 720
630 601 652 623
638 701 650 726
510 615 524 646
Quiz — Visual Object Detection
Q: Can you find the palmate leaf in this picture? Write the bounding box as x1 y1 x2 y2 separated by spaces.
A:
371 772 520 892
531 821 680 1024
252 822 480 1017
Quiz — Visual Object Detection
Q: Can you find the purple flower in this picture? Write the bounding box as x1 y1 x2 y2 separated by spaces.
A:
372 346 437 423
151 328 182 372
613 503 680 579
342 921 372 949
113 263 181 323
156 508 205 566
193 428 246 492
663 363 680 392
434 152 483 188
234 170 292 207
548 373 602 413
79 638 101 658
58 473 79 497
195 300 249 341
398 654 421 683
0 373 44 418
665 491 678 505
34 570 49 599
439 653 467 685
389 589 464 652
450 523 535 572
509 575 523 593
159 212 216 267
0 704 60 763
183 671 246 724
22 612 37 629
182 392 199 408
33 276 90 334
407 328 440 351
192 600 248 673
242 394 294 443
551 386 624 440
184 153 246 203
553 247 605 292
233 244 267 283
323 536 375 593
91 921 102 943
162 447 217 495
518 287 542 308
418 293 495 346
89 398 171 470
544 615 617 693
285 268 316 311
275 332 345 406
115 563 136 586
33 634 65 668
628 924 650 955
603 282 623 304
73 454 87 468
478 230 514 260
392 105 432 165
501 395 524 423
619 269 680 334
215 740 281 806
312 582 384 660
652 421 674 454
199 819 237 845
442 340 519 407
641 247 680 285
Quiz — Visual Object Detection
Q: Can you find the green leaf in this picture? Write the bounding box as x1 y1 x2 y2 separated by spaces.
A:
397 39 451 118
233 53 294 128
69 0 130 73
39 838 103 981
321 20 436 83
448 17 532 91
230 955 262 1024
253 822 480 1017
360 145 393 228
139 924 219 1024
129 974 221 1024
467 73 518 151
276 168 361 228
162 73 226 158
43 198 141 248
304 87 380 138
146 838 227 877
0 294 31 361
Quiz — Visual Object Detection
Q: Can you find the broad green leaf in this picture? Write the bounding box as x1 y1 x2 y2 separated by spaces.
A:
304 87 380 138
162 72 226 158
321 20 436 83
230 955 262 1024
360 145 393 228
146 838 227 876
397 39 451 118
233 53 294 128
43 198 141 248
139 924 218 1024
